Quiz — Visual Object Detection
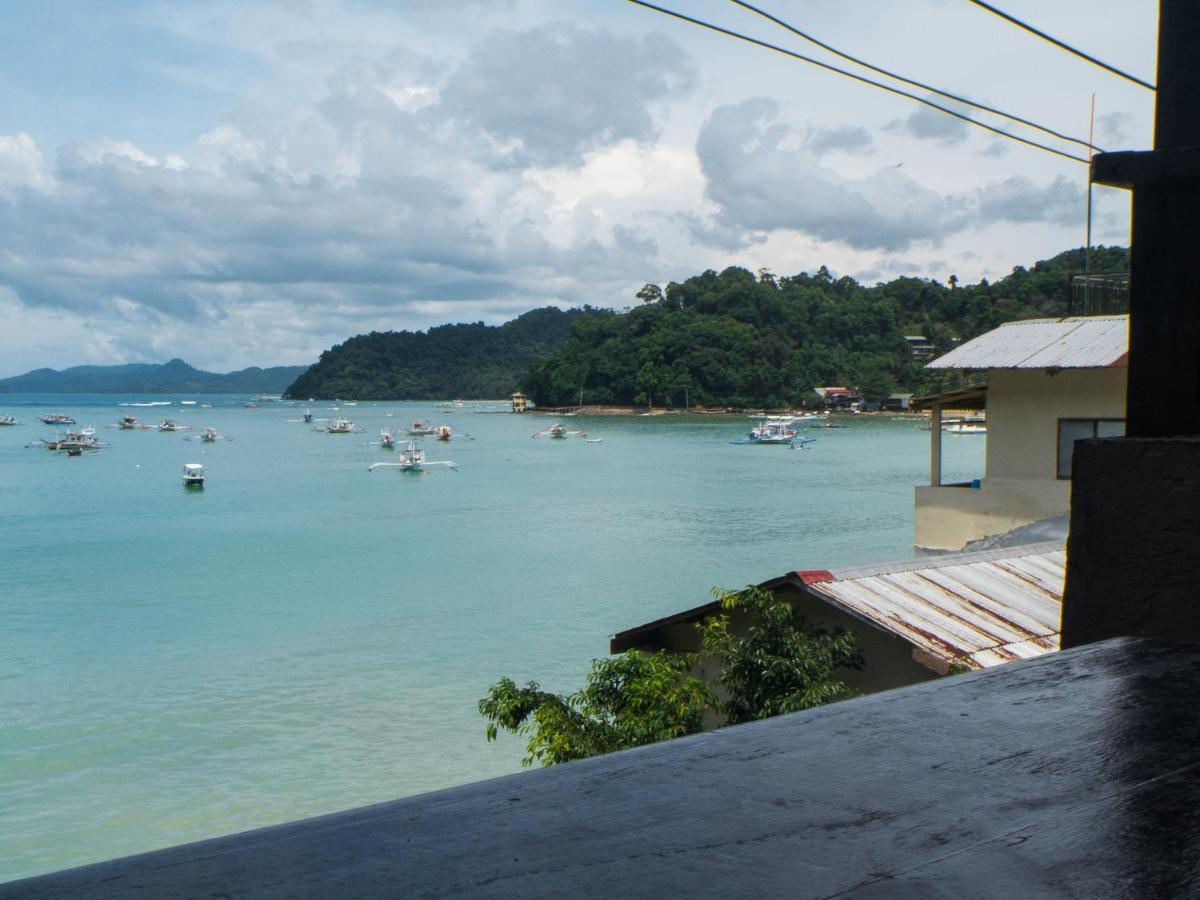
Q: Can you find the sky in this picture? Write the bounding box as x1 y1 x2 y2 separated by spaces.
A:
0 0 1158 375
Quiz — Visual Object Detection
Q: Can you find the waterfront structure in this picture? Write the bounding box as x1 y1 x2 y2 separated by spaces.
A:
510 391 528 413
914 315 1128 551
612 542 1063 695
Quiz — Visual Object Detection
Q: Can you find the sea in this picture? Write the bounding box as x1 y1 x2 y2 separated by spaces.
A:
0 395 984 882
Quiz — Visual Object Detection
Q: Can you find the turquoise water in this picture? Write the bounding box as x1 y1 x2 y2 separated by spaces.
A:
0 396 984 882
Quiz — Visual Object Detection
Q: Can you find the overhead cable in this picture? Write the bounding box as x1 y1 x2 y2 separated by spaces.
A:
728 0 1099 153
968 0 1155 91
625 0 1090 164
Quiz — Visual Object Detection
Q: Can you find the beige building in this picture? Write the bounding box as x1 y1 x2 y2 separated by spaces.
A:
914 315 1128 551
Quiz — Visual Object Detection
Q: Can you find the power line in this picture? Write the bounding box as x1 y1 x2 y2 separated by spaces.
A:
968 0 1155 91
625 0 1091 164
728 0 1099 154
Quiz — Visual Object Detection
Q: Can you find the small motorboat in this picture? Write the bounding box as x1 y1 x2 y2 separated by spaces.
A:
0 415 19 425
532 422 587 439
409 421 436 435
327 418 358 433
39 414 76 425
303 410 313 424
380 429 395 449
434 424 452 441
159 419 188 432
200 427 219 443
183 463 205 486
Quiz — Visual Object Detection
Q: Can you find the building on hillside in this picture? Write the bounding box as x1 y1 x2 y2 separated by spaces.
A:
611 542 1064 697
814 386 860 409
904 335 936 360
913 315 1128 551
883 393 913 411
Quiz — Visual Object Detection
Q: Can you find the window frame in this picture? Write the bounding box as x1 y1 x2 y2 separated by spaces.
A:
1057 417 1126 479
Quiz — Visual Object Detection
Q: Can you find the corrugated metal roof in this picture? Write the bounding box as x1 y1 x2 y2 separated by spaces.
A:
927 316 1128 370
611 542 1065 670
804 542 1063 671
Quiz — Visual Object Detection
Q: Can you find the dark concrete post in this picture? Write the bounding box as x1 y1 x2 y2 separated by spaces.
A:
1062 0 1200 646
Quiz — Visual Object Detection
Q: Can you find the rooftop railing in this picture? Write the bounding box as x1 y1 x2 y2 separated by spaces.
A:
1070 273 1130 316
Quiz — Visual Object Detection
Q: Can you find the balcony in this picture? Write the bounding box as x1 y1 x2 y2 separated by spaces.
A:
1070 273 1130 316
4 637 1198 898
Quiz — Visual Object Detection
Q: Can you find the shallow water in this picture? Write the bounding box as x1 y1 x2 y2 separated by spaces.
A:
0 396 984 881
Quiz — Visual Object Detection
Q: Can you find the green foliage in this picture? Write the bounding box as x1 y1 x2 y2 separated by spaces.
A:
479 585 865 765
284 306 594 400
523 246 1128 407
478 652 711 767
697 587 863 725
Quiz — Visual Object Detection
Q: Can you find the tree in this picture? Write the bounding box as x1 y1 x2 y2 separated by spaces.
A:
697 587 864 725
479 586 865 765
478 651 711 767
636 283 663 305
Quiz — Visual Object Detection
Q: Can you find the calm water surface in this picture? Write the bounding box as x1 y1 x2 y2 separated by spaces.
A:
0 395 984 881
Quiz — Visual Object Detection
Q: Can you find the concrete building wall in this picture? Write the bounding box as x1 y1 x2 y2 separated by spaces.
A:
985 367 1126 481
916 366 1126 550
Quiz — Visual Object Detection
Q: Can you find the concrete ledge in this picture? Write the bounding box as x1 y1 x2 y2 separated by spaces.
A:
4 637 1200 898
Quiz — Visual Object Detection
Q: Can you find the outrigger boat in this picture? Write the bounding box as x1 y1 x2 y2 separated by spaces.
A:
531 422 587 439
326 418 359 433
183 463 205 486
118 414 152 430
434 424 452 441
380 429 395 449
200 426 221 443
408 421 436 435
0 416 18 425
39 431 101 451
39 414 76 425
158 419 191 432
730 416 816 448
368 440 457 474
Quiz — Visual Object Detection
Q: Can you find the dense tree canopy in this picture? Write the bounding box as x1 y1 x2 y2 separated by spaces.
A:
524 246 1128 407
479 586 864 766
284 306 591 400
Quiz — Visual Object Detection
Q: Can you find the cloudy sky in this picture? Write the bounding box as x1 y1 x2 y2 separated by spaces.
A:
0 0 1157 374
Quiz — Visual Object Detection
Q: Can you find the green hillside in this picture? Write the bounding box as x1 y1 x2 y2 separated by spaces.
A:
285 306 591 400
523 246 1129 408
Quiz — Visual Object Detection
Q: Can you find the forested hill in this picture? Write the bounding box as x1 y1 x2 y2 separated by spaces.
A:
285 306 590 400
0 358 307 394
523 246 1129 409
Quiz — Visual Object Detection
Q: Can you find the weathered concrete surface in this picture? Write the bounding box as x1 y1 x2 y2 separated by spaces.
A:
1063 437 1200 647
4 637 1200 899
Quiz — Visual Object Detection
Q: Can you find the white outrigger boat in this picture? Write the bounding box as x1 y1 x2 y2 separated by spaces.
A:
158 419 192 432
39 430 101 452
326 418 359 434
380 428 396 449
183 463 205 486
408 420 436 435
118 414 151 430
730 416 816 448
434 424 452 441
368 440 457 474
39 414 76 425
198 426 224 443
0 415 19 425
532 422 587 439
942 416 987 435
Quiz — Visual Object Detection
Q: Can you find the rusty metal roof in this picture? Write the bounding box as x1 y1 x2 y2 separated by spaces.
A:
798 542 1063 671
927 316 1128 370
612 543 1064 670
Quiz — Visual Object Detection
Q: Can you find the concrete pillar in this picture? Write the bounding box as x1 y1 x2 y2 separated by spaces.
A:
1061 437 1200 646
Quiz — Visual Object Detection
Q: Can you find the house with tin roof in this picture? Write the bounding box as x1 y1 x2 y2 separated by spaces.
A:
612 542 1064 697
913 315 1128 551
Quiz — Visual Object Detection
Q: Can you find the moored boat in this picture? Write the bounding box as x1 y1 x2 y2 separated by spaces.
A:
183 463 205 486
408 420 435 435
434 424 452 441
39 414 76 425
0 415 18 425
327 418 357 433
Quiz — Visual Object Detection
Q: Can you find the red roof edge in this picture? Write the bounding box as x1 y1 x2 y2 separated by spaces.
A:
1109 352 1129 367
793 569 836 585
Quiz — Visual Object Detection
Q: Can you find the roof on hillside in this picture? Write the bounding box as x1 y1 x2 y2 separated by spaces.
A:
927 315 1128 370
611 542 1065 672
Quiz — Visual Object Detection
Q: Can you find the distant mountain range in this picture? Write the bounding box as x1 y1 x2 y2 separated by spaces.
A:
0 358 309 394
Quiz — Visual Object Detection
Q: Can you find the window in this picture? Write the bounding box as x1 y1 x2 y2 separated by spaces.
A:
1057 418 1125 478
